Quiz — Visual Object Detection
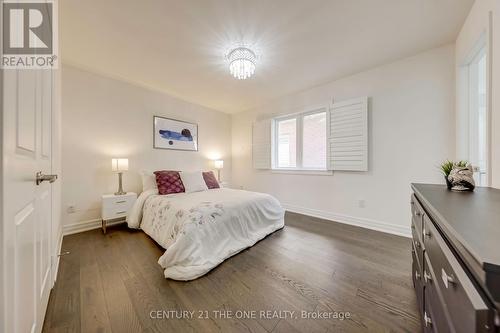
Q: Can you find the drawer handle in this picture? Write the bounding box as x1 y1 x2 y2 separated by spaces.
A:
115 200 127 204
116 211 126 215
423 228 431 238
415 211 422 217
424 312 432 327
414 240 421 249
410 201 414 205
415 271 421 280
411 224 415 230
424 271 432 283
441 269 456 288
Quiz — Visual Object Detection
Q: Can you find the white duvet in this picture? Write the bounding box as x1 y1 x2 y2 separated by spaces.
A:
127 188 285 280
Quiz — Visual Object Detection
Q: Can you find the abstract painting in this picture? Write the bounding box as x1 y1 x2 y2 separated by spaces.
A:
153 116 198 151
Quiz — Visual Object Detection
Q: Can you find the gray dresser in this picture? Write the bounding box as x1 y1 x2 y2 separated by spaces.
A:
411 184 500 332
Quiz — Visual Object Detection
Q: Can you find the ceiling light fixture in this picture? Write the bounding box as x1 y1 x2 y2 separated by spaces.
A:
227 47 256 80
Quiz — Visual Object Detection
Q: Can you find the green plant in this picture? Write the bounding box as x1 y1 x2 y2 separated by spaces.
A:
440 160 454 177
439 160 469 177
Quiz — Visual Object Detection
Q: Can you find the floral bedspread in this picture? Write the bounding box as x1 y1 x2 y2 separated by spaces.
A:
130 188 284 280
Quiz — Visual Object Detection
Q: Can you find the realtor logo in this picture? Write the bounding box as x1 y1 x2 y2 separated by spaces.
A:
1 0 58 69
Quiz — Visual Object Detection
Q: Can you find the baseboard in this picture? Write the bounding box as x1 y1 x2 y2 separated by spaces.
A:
63 218 102 235
63 208 410 238
63 218 126 235
282 204 411 238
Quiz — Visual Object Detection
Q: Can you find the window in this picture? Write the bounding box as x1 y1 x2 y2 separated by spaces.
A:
461 39 488 186
277 118 297 168
273 108 327 170
474 49 487 186
254 97 367 172
303 112 327 169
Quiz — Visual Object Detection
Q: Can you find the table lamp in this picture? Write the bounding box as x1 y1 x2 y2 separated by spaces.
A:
214 160 223 182
111 158 128 195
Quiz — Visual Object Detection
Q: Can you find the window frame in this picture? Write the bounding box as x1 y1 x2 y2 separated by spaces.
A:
272 105 329 172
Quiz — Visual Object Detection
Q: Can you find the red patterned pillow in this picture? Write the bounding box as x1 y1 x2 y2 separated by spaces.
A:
202 171 220 189
154 171 185 195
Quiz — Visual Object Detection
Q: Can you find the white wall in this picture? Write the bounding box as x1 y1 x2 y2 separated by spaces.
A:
61 65 232 230
455 0 500 188
231 45 456 236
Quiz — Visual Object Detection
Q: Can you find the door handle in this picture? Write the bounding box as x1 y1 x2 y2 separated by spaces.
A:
441 269 456 288
424 312 432 327
36 171 58 185
424 271 432 283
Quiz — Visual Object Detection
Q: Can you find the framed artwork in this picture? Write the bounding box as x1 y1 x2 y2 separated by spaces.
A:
153 116 198 151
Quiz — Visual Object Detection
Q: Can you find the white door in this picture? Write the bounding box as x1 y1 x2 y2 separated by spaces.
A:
3 66 56 332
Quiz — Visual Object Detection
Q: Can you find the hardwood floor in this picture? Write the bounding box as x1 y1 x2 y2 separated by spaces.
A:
42 212 421 333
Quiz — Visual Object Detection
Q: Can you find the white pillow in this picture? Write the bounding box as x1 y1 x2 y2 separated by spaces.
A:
141 171 158 192
180 171 208 193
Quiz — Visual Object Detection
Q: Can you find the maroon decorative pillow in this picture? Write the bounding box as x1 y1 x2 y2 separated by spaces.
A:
202 171 220 189
154 171 185 195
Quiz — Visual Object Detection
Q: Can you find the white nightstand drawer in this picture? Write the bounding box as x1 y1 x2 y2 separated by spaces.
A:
102 193 136 205
107 197 132 205
104 199 134 212
102 202 133 219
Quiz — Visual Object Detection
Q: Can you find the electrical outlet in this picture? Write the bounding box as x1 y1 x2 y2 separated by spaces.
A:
358 199 366 208
67 205 76 214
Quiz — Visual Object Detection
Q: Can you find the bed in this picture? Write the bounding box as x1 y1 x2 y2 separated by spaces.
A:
127 187 285 280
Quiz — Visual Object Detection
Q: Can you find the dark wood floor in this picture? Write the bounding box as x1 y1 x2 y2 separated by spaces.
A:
42 212 420 333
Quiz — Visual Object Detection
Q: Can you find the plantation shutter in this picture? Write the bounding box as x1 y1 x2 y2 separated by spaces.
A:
252 119 272 169
328 97 368 171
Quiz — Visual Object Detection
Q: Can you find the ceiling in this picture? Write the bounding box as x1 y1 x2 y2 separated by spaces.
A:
61 0 473 114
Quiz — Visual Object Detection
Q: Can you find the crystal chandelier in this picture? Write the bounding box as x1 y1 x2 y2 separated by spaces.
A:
227 47 256 80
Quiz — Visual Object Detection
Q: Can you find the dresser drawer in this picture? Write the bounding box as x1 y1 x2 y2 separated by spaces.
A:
423 253 452 333
423 215 491 333
412 243 424 316
412 219 424 268
411 194 424 239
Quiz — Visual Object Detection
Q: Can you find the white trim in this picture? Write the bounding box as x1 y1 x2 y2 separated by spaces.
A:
271 169 333 176
282 203 411 238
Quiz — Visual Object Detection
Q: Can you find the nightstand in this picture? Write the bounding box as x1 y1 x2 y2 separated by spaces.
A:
101 192 137 234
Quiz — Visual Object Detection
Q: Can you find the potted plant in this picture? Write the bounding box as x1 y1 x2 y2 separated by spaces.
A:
440 160 468 189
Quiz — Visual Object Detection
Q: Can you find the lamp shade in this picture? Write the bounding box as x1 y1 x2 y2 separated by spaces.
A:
214 160 224 169
111 158 128 172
